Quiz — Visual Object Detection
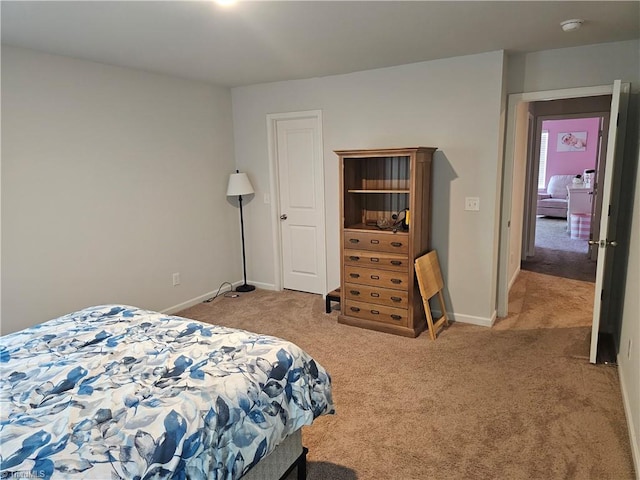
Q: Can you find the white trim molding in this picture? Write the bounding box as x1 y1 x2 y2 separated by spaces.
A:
618 350 640 476
266 109 327 295
498 83 614 317
432 309 496 328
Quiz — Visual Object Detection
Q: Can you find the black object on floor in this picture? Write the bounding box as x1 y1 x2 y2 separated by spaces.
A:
325 288 340 313
596 332 617 365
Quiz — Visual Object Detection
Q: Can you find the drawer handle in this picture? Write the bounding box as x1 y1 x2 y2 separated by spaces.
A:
391 260 402 266
391 296 402 302
391 278 402 284
371 310 379 315
370 239 380 244
370 258 379 263
391 314 402 321
349 238 360 244
370 275 380 280
349 256 360 261
391 242 403 248
370 293 380 298
350 290 360 296
350 273 360 279
350 306 360 312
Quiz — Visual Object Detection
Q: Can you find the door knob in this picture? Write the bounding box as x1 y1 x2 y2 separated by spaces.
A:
588 239 618 247
280 214 287 220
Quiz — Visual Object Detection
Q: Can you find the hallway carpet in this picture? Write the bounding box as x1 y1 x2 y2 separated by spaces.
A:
522 217 596 282
534 216 588 253
178 271 634 480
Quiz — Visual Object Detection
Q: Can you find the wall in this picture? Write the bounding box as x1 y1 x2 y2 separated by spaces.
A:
1 46 239 334
507 40 640 94
507 39 640 472
542 117 599 186
618 146 640 473
232 51 506 325
611 90 640 474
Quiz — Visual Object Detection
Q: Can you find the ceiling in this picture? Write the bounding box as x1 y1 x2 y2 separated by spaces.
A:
2 1 639 87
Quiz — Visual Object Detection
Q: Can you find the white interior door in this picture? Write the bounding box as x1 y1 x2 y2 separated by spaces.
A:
588 114 610 261
271 111 326 295
590 80 629 364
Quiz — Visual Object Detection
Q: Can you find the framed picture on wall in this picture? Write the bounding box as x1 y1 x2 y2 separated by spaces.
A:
557 131 587 152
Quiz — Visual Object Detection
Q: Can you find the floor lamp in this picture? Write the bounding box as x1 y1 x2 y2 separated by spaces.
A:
227 170 255 292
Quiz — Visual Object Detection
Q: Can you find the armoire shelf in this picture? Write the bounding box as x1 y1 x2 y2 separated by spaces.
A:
343 223 412 231
336 147 436 337
347 189 411 194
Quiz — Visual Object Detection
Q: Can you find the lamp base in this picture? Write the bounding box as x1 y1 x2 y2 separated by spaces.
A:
235 284 256 293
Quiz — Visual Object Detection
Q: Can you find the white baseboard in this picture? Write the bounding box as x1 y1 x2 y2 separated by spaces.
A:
167 285 497 330
161 280 277 315
166 285 498 328
617 355 640 479
453 312 496 327
249 281 277 291
432 309 495 327
508 266 521 292
161 283 236 315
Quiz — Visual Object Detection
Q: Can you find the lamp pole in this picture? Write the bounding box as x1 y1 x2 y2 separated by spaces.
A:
236 191 255 292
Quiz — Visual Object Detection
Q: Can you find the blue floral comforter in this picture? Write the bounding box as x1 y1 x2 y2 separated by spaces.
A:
0 305 334 480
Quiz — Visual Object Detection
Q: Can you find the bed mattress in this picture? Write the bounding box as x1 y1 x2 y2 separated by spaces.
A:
0 305 334 480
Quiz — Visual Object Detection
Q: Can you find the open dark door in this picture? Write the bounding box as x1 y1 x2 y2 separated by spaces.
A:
589 80 629 364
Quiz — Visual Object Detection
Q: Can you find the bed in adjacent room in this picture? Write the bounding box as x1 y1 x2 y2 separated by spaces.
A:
0 305 334 480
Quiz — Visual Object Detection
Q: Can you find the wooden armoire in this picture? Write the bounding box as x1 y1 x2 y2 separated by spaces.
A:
336 147 435 337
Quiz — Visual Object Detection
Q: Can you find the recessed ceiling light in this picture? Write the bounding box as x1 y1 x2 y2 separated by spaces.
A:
561 19 584 32
215 0 237 6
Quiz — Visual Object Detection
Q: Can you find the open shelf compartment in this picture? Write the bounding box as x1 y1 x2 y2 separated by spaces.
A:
343 155 411 230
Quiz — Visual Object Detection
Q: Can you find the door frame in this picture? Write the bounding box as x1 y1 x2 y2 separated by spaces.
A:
522 111 539 260
266 109 327 293
498 84 614 317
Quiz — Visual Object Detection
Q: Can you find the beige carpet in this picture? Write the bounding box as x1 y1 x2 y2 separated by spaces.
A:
494 269 595 331
178 270 634 480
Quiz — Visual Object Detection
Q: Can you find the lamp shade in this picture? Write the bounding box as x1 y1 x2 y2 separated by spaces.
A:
227 172 254 196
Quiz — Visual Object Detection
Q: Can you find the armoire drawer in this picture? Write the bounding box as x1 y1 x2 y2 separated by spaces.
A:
343 249 408 272
344 299 408 327
345 265 408 290
343 230 409 254
344 282 408 308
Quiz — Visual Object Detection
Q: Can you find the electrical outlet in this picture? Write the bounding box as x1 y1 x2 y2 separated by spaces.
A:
172 273 180 286
465 197 480 211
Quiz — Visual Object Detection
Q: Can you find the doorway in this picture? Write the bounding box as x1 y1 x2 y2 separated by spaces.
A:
498 81 629 364
522 111 609 284
266 110 327 295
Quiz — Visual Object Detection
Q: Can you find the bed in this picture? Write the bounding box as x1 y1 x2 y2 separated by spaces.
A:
0 305 334 479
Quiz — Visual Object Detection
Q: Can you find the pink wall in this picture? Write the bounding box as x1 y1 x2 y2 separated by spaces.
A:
542 117 600 187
